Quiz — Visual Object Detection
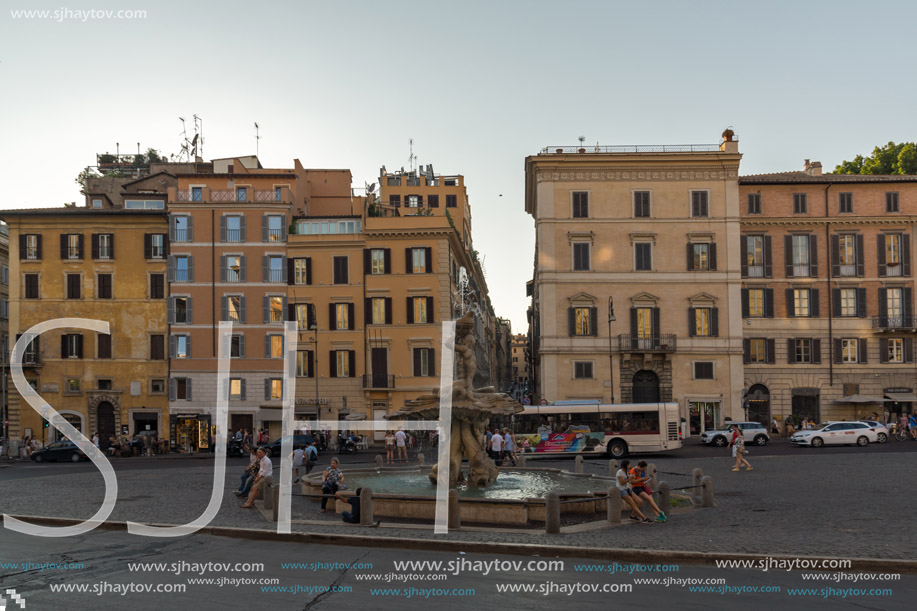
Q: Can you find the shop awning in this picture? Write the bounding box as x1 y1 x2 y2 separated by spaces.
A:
885 392 917 402
345 413 366 421
830 395 887 404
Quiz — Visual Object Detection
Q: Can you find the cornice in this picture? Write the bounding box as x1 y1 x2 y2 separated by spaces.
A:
535 167 739 183
741 217 917 227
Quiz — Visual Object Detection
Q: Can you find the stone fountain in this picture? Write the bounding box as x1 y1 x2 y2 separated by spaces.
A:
385 312 523 488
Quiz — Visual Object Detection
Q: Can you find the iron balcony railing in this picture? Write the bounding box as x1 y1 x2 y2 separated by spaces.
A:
174 188 288 203
363 374 395 389
541 144 722 154
617 334 677 352
872 315 915 329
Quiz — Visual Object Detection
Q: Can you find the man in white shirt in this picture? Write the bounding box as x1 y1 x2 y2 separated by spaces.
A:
241 448 273 508
490 431 504 462
395 428 407 463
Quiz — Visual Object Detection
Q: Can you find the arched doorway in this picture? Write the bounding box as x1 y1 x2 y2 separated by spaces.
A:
96 402 115 439
632 370 660 403
747 384 770 425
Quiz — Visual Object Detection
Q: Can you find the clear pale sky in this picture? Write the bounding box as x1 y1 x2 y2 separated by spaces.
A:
2 0 916 330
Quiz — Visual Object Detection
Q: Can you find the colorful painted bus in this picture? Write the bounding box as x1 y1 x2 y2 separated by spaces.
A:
492 401 681 458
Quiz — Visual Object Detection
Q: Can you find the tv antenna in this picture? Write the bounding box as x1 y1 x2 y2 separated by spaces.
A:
193 114 204 159
177 117 191 162
408 138 416 173
255 122 260 157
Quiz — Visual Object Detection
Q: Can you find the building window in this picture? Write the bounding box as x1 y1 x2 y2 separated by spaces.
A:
94 234 113 259
92 199 102 208
63 333 83 359
24 273 39 299
230 334 245 358
694 362 714 380
335 303 349 330
66 274 81 299
223 215 243 242
265 378 282 399
172 255 192 282
146 234 165 259
634 191 650 218
230 379 245 400
573 243 590 271
97 334 111 359
275 186 283 202
265 215 285 241
172 297 191 324
884 234 904 277
173 377 192 400
172 335 190 359
24 234 41 260
573 361 594 379
236 187 248 202
172 215 192 242
412 297 429 324
747 193 761 215
293 258 311 284
793 193 807 214
690 243 712 271
841 338 859 363
265 255 285 282
151 379 165 395
66 378 81 394
296 351 313 377
790 235 810 277
371 298 387 324
411 248 428 273
839 288 858 317
150 274 165 299
745 235 766 277
747 289 765 317
0 300 7 319
334 351 351 378
427 194 439 208
838 235 857 276
268 296 285 323
63 234 82 259
414 348 435 377
268 335 283 358
333 256 349 284
792 288 813 317
367 249 385 275
746 338 768 363
223 295 244 323
692 307 715 337
97 274 112 299
572 192 588 218
406 195 420 208
150 335 165 360
295 303 314 330
634 243 652 271
887 338 904 363
573 307 592 336
839 192 853 213
446 194 457 208
190 187 202 202
884 287 903 326
0 265 7 285
691 191 709 217
886 192 899 213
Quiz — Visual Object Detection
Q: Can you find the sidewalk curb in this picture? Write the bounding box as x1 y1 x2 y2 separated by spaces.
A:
7 514 917 574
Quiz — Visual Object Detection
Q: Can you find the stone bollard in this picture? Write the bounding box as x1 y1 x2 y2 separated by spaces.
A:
518 454 527 467
375 455 384 468
658 481 671 515
692 468 704 492
417 453 425 466
701 476 715 507
359 487 374 525
575 455 584 474
647 463 658 489
448 489 461 530
272 484 280 522
608 459 618 476
262 476 275 509
607 487 621 524
544 492 560 534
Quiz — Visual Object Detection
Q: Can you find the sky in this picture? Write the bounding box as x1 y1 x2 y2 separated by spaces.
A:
2 0 917 331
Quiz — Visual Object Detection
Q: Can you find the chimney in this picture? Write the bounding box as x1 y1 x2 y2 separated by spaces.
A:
803 160 823 176
719 128 739 153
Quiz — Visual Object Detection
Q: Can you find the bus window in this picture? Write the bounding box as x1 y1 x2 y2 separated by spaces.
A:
599 411 660 434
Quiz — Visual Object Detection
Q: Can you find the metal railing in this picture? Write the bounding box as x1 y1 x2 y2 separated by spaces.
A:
363 374 395 389
223 229 243 242
172 229 190 242
541 144 722 154
617 334 677 352
745 265 765 278
872 315 914 329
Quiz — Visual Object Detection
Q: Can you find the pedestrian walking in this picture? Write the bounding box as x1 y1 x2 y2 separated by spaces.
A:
502 428 517 466
291 447 305 482
385 430 395 464
304 441 318 474
321 458 343 513
730 424 752 471
394 428 407 462
490 429 504 463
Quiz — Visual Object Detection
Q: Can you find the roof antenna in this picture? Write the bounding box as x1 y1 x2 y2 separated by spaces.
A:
193 114 203 160
408 138 416 173
255 122 260 157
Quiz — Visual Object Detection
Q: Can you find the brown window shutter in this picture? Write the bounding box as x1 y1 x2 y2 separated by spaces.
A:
91 234 99 260
287 258 295 285
384 249 392 274
784 235 793 278
856 234 865 276
808 234 817 276
60 234 67 259
425 247 432 272
426 297 434 323
329 351 337 377
413 348 421 376
787 339 795 364
76 334 83 358
786 289 795 317
903 234 911 276
688 308 696 337
36 235 42 258
306 258 312 285
405 248 413 274
740 235 748 277
686 243 694 271
144 234 152 259
743 338 750 364
766 338 775 364
858 338 867 363
763 235 772 277
834 338 842 364
711 307 719 337
348 351 356 377
61 334 68 358
18 235 25 260
429 348 436 376
385 298 392 324
407 298 414 324
365 298 372 324
709 243 717 271
363 249 371 275
329 303 337 331
830 235 840 276
812 339 821 364
347 303 355 329
880 338 889 363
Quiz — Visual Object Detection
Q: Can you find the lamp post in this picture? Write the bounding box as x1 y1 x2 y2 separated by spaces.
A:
607 297 616 404
310 322 320 422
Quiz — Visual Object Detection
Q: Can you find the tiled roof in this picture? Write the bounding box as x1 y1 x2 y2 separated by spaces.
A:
740 171 917 184
0 207 166 216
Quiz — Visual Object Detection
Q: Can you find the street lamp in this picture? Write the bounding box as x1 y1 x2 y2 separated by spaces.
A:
607 297 616 404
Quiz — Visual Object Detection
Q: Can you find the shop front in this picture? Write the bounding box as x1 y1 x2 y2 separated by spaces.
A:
170 413 212 453
687 400 721 436
884 387 916 425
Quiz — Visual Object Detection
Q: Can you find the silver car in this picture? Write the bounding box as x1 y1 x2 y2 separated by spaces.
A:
859 420 889 444
701 422 770 447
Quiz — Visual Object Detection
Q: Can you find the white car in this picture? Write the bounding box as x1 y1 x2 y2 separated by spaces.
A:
858 420 889 444
701 422 770 447
791 422 879 447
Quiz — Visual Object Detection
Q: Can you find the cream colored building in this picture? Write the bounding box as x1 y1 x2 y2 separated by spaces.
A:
525 133 745 435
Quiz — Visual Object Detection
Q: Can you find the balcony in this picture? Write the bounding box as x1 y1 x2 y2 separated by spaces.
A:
617 334 677 352
872 316 915 330
173 187 290 203
746 265 765 278
363 374 395 389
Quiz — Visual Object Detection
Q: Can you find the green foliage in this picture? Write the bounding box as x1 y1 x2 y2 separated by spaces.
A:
98 154 115 164
834 141 917 175
75 167 101 195
367 203 381 217
445 209 455 228
146 148 163 164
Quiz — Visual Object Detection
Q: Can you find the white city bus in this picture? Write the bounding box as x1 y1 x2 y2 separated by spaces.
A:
494 401 681 459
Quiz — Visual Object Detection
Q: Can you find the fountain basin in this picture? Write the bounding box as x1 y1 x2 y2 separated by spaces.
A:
301 466 619 525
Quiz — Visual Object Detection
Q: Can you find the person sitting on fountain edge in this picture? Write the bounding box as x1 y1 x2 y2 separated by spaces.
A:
335 488 362 524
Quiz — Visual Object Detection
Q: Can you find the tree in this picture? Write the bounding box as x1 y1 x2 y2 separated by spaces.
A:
834 141 917 175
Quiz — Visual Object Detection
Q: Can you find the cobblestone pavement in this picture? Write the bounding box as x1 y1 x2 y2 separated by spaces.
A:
2 451 914 559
